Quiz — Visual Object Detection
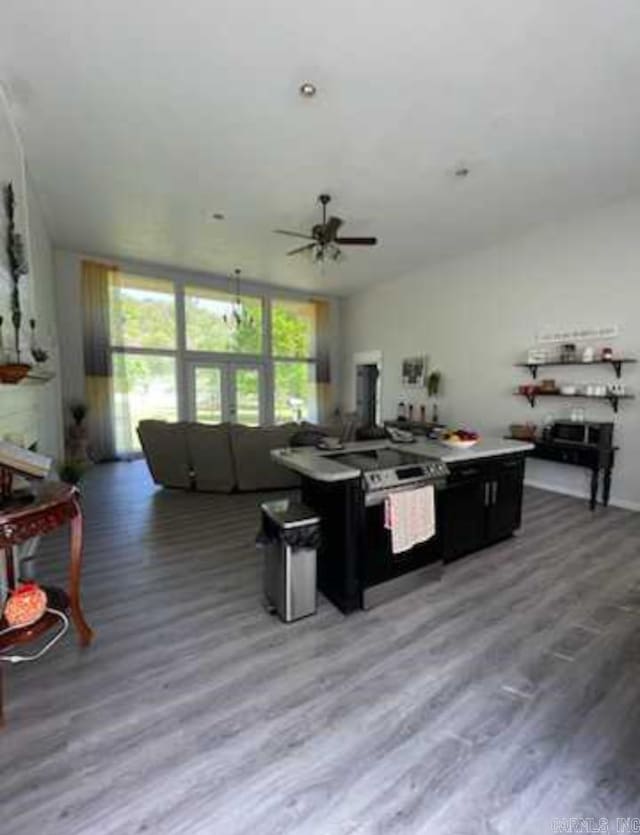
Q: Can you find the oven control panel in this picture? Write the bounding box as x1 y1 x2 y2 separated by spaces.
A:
363 460 449 491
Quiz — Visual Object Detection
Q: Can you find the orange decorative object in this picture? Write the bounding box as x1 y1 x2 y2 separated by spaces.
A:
0 364 32 384
4 583 47 627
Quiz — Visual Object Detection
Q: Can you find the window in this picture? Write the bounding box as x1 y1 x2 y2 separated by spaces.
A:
235 368 261 426
101 270 327 451
271 299 319 424
274 361 317 423
194 367 223 424
272 299 316 359
110 275 176 349
112 354 177 453
185 286 262 354
108 274 178 454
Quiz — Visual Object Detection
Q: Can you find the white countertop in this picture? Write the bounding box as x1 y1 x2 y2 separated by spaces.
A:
271 437 534 483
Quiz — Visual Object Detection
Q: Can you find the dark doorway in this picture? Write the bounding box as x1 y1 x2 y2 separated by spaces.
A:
356 364 379 426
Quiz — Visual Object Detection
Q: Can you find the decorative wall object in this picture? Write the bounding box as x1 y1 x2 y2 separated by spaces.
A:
401 355 427 387
536 325 618 344
3 182 30 364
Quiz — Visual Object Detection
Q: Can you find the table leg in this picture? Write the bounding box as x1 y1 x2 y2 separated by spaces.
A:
0 665 4 728
589 468 599 512
4 546 15 589
603 468 613 507
69 496 94 646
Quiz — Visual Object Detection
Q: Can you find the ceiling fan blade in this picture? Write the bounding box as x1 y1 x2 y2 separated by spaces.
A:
335 236 378 246
324 216 344 240
287 243 316 256
274 229 315 240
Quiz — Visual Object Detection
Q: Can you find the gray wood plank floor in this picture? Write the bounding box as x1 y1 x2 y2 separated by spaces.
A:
2 461 640 835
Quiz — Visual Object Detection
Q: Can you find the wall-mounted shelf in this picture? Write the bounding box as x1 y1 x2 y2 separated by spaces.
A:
515 391 634 414
25 370 56 385
515 358 637 379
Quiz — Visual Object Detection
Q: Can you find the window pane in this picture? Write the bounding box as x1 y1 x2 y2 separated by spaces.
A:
110 274 176 349
235 368 260 426
113 354 177 453
185 286 262 354
274 361 317 424
272 299 316 358
195 367 223 424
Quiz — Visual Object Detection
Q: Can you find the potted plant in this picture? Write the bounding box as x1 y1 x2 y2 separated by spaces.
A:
58 459 86 485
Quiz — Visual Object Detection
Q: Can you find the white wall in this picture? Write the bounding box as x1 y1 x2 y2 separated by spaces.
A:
0 89 62 459
341 196 640 510
54 249 342 421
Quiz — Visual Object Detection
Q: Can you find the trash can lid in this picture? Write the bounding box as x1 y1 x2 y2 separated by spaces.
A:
260 498 320 529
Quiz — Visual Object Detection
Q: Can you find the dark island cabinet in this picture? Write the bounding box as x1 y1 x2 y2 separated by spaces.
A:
487 457 524 542
440 454 526 562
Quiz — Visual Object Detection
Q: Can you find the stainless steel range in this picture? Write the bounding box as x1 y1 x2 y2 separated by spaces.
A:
322 446 449 608
326 447 449 504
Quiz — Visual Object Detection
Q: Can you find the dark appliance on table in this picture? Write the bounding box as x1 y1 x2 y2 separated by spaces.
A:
545 420 613 448
526 421 616 510
300 447 449 612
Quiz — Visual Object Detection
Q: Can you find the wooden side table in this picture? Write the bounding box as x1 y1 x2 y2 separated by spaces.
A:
505 436 617 511
0 480 93 725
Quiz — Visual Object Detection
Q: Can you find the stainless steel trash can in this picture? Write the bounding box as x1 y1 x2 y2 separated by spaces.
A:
260 499 320 623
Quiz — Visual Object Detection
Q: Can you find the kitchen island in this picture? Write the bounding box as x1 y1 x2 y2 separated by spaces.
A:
272 437 534 612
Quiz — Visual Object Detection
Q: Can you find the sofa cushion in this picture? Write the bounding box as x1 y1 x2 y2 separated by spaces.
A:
137 420 192 489
185 422 236 493
230 423 300 491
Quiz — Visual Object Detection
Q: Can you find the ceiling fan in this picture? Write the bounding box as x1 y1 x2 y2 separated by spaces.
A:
274 194 378 261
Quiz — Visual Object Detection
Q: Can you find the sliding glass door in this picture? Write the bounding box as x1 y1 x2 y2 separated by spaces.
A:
189 361 264 426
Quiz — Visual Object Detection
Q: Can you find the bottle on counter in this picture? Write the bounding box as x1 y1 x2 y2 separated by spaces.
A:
408 403 414 421
397 401 406 420
419 404 426 423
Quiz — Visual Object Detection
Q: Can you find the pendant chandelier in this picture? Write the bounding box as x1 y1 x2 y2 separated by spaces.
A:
223 268 255 329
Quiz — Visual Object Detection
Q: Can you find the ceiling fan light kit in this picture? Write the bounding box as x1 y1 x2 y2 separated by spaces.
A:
274 194 378 264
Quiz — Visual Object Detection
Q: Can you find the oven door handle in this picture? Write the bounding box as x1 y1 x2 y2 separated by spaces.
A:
365 482 438 507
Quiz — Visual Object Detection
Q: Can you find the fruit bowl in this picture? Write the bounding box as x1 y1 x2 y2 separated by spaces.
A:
440 438 479 449
439 428 480 449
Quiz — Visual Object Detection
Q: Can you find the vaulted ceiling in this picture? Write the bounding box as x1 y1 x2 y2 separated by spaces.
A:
2 0 640 295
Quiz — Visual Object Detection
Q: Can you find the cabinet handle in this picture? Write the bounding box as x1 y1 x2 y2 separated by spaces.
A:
484 482 490 506
460 468 480 478
492 481 498 504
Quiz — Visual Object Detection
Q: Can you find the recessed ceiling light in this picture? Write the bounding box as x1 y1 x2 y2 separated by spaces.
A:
454 166 470 178
299 81 317 98
212 212 225 220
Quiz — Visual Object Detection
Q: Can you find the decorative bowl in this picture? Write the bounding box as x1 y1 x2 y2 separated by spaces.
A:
440 438 479 449
0 363 32 384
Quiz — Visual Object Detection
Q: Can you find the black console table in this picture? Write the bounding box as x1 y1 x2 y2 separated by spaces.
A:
507 437 617 511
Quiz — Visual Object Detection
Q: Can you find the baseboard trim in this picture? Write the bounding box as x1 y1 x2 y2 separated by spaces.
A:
524 478 640 513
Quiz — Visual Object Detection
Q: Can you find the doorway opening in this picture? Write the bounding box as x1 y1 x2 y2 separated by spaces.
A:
353 350 382 427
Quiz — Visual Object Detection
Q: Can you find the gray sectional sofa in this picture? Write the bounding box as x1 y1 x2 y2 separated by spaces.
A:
137 420 355 492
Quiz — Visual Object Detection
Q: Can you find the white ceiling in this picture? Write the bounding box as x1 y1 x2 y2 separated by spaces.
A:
2 0 640 296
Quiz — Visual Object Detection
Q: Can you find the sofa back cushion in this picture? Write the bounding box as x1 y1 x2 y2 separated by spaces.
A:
138 420 192 489
230 423 300 491
185 423 236 493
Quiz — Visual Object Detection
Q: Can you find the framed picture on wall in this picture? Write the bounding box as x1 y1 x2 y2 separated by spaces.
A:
401 355 427 387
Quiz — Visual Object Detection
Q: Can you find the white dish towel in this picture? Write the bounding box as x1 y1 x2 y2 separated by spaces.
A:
384 485 436 555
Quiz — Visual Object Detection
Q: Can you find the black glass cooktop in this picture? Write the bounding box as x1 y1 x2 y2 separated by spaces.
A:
325 447 427 472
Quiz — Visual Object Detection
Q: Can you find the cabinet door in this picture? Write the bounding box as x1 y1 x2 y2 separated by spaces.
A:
487 458 524 543
440 479 488 563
